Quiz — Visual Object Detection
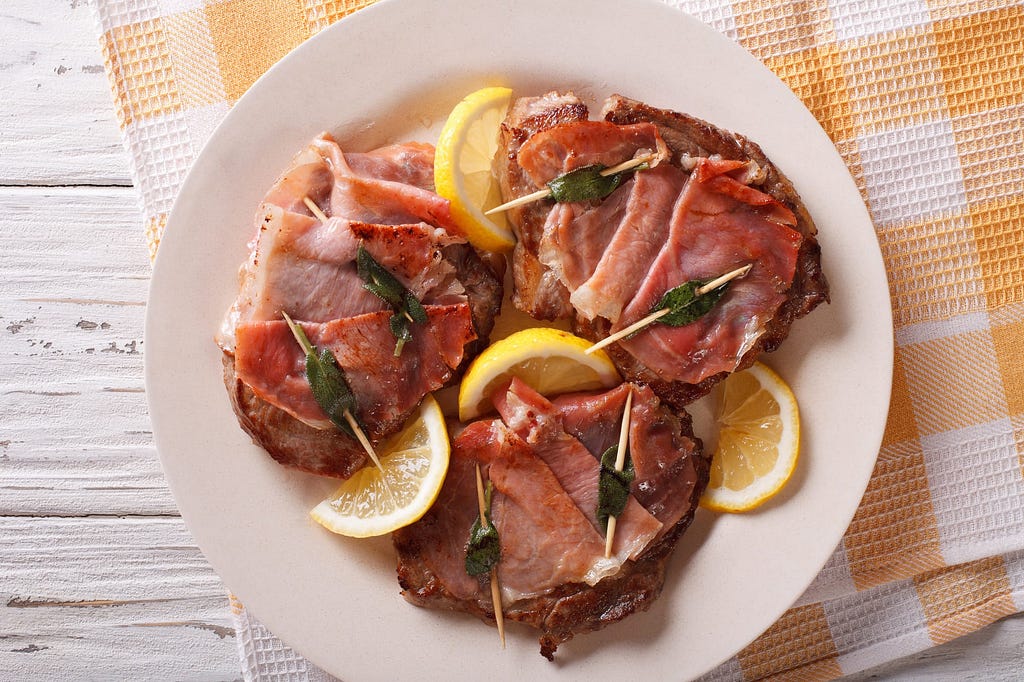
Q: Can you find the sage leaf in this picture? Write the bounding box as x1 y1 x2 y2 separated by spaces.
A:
466 481 500 577
548 160 650 204
597 445 635 531
282 313 359 438
650 278 730 328
356 245 427 356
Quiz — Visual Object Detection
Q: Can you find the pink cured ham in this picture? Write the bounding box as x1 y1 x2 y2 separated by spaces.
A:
554 383 704 533
516 120 668 186
232 304 475 435
219 134 468 350
394 381 709 659
499 93 829 408
518 121 675 324
493 378 661 561
613 157 802 385
568 164 688 323
394 419 619 605
312 137 460 235
489 427 620 596
223 213 466 344
219 133 503 478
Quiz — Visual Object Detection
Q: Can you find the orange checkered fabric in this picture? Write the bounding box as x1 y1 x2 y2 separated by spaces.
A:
95 1 1024 679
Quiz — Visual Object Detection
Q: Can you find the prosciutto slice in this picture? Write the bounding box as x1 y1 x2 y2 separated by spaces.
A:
554 383 704 533
568 164 687 323
313 137 460 234
394 419 619 605
493 378 661 561
613 157 802 385
395 380 709 659
232 304 475 434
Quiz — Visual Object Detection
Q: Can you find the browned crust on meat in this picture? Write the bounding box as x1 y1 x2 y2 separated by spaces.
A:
223 243 503 478
496 92 589 320
223 352 369 478
393 398 709 659
394 465 707 659
570 95 830 408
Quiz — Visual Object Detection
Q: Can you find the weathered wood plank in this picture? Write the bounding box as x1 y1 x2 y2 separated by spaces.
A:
0 0 130 186
0 186 170 515
847 612 1024 681
0 517 238 680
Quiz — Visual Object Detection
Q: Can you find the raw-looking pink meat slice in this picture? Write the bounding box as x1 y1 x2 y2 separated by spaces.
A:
224 214 466 346
488 426 620 598
553 383 704 535
493 378 661 562
517 120 668 187
314 135 461 235
393 419 620 603
390 419 496 603
232 303 475 434
612 157 802 385
569 164 688 323
536 180 630 293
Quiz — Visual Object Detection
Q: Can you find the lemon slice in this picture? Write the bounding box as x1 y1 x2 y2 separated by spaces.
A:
700 362 800 513
458 327 621 421
435 86 515 252
310 395 449 537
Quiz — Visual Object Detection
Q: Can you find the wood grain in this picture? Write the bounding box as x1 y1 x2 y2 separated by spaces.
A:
0 1 130 186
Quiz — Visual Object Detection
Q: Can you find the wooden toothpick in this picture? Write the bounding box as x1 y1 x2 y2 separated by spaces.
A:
604 386 633 559
585 264 754 355
302 196 330 224
484 152 661 215
476 464 505 648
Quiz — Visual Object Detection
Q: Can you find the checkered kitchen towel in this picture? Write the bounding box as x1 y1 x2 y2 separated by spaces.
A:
94 0 1024 679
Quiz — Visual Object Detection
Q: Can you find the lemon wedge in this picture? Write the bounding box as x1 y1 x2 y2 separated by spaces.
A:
310 395 449 537
458 328 621 421
434 86 515 252
700 362 800 513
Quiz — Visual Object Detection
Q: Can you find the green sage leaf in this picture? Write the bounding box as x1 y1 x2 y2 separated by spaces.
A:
651 278 730 328
282 313 359 438
466 481 500 577
597 445 635 531
356 245 428 356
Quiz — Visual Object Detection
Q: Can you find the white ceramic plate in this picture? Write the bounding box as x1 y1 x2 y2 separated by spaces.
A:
146 0 893 679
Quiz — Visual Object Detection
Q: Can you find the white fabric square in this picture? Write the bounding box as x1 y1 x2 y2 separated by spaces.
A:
93 0 163 32
858 118 968 227
827 0 932 42
825 578 933 675
159 0 211 14
894 310 990 347
184 102 231 160
920 419 1024 566
1005 550 1024 611
798 540 857 605
124 112 195 217
665 0 738 41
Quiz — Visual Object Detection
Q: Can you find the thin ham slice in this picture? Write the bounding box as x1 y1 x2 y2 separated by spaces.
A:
554 383 704 534
612 157 803 385
536 182 629 294
314 136 461 235
517 120 668 186
489 426 621 597
232 303 475 434
516 120 680 325
569 164 687 323
493 379 661 562
393 419 620 605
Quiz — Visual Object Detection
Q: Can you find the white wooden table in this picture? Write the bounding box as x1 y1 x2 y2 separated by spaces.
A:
1 2 1022 679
